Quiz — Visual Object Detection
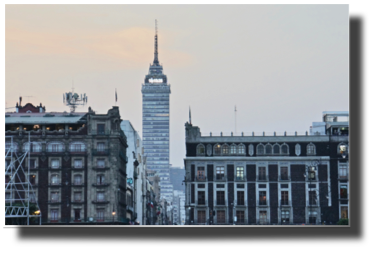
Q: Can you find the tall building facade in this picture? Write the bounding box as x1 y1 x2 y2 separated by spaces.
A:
141 23 172 202
184 112 349 225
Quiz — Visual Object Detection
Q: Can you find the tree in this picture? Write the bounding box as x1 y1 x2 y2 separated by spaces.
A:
337 218 349 225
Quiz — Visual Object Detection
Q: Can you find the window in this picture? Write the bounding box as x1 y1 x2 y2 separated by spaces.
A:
281 144 288 154
309 191 317 205
97 192 105 202
259 211 267 224
230 144 237 154
259 191 267 205
74 209 81 221
216 184 225 188
236 167 244 180
198 191 206 205
29 193 36 203
97 142 105 152
308 166 316 180
237 144 245 155
236 210 245 224
47 142 64 152
281 191 289 205
197 167 205 181
214 144 221 155
74 159 83 168
197 144 205 155
197 184 205 188
338 143 348 157
97 209 105 221
95 174 105 185
97 124 105 135
281 210 290 224
74 192 82 202
29 159 37 169
258 167 266 180
307 143 316 155
236 184 244 188
216 166 225 180
217 210 225 224
51 209 58 221
257 144 264 155
341 206 348 219
51 175 59 185
23 142 42 152
280 167 289 180
339 163 348 179
29 175 36 185
51 192 59 202
273 144 280 154
70 142 86 152
97 159 105 168
216 191 225 205
265 144 272 155
222 144 229 155
74 175 82 185
295 144 301 156
197 210 206 224
237 191 244 205
340 185 348 199
51 159 59 169
5 142 18 153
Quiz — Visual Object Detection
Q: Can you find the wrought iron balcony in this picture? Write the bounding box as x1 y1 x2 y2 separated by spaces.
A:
196 199 207 206
216 200 226 206
215 175 226 181
235 176 245 181
92 182 109 187
196 175 207 182
257 200 268 206
280 199 291 206
92 149 110 156
258 175 267 181
279 175 291 181
307 200 319 206
236 200 246 206
92 200 110 204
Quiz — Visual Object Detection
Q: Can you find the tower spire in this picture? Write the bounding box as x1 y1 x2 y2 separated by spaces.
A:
153 19 159 65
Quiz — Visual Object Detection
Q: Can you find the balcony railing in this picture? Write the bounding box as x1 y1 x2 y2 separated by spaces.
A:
46 149 65 153
236 200 246 206
215 175 226 181
258 175 267 181
279 176 291 181
196 176 207 181
235 176 245 181
92 149 110 156
339 174 349 180
196 200 208 205
257 200 268 206
92 182 109 187
216 200 226 206
280 199 291 206
48 183 61 187
307 200 319 206
92 200 110 204
72 182 85 186
91 130 111 136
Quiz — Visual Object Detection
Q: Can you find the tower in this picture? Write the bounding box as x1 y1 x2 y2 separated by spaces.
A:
141 20 173 203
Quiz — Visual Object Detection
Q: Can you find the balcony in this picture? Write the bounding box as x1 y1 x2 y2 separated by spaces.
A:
258 175 267 181
46 149 65 154
306 200 319 206
48 200 61 204
215 175 226 181
92 149 110 156
92 182 110 187
216 200 226 206
338 174 349 180
280 200 291 206
196 200 208 206
92 166 110 171
71 200 85 204
279 176 291 181
235 176 245 182
257 200 268 207
236 200 246 206
50 166 62 170
72 182 85 187
48 183 61 187
92 200 110 204
195 176 207 182
91 130 111 136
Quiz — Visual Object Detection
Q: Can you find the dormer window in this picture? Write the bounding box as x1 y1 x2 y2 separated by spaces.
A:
196 144 205 156
306 143 316 155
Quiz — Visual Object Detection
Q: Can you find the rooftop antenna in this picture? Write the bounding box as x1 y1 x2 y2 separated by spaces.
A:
189 106 192 125
63 88 88 113
235 105 237 134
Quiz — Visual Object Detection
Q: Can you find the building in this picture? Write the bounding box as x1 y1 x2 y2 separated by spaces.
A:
141 22 173 203
170 166 185 192
121 120 147 224
184 112 349 225
5 102 129 225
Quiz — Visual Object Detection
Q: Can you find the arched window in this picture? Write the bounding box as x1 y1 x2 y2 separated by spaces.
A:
222 144 229 155
230 144 237 155
265 144 272 155
23 142 42 153
273 144 280 154
257 144 264 155
214 144 221 155
197 144 205 156
281 144 289 154
306 143 316 155
237 144 245 155
295 144 301 156
47 141 65 153
5 142 18 153
248 144 254 156
338 143 348 157
69 142 86 152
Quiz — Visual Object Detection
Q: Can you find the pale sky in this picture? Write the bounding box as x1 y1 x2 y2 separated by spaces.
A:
5 5 349 167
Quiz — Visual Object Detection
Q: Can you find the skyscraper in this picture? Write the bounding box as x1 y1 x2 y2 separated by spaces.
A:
141 21 173 202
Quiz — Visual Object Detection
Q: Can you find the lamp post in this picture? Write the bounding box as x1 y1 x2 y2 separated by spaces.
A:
112 208 116 224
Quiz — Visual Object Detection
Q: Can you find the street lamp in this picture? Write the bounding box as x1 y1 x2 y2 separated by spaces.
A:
112 209 116 224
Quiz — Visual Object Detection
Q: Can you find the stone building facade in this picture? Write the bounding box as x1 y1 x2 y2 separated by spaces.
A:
184 112 349 225
5 103 128 224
